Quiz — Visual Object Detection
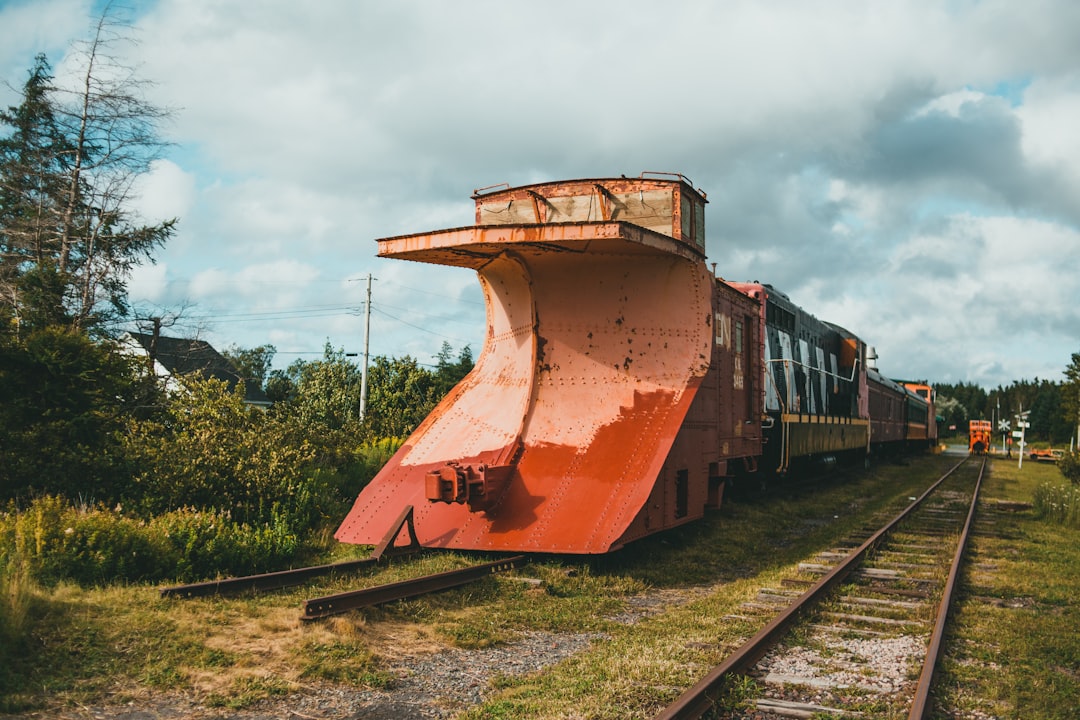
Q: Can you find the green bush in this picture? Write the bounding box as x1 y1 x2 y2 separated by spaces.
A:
151 506 299 580
121 379 401 539
1033 479 1080 528
0 497 302 586
1058 450 1080 484
122 379 311 524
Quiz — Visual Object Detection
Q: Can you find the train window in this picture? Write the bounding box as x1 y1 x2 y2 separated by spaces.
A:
735 320 743 354
694 200 705 249
678 193 707 249
765 301 795 334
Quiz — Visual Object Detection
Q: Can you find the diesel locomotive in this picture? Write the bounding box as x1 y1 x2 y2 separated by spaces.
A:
335 174 937 555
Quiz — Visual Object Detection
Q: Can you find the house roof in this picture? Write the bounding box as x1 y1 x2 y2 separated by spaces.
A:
124 332 271 406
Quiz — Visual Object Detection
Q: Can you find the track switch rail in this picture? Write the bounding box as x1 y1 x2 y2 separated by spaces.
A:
161 505 422 599
301 554 530 621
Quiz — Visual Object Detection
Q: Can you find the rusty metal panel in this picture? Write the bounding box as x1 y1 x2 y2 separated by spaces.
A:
472 177 705 248
335 211 713 554
613 275 765 546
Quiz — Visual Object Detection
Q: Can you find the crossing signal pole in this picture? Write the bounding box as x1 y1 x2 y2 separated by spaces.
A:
1015 408 1030 469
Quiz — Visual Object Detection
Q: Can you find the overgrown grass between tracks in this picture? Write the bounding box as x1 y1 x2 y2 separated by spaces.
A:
461 455 958 719
937 458 1080 719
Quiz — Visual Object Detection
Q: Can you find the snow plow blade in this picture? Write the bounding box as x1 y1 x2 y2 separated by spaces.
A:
335 178 713 554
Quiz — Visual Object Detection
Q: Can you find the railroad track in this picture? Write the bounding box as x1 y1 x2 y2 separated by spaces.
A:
655 455 986 719
161 550 529 620
160 505 529 620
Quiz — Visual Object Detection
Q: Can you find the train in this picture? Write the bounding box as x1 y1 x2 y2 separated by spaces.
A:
335 174 938 555
968 420 993 455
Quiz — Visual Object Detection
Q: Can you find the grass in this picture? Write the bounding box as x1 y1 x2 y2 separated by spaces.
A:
934 458 1080 719
1033 475 1080 527
7 453 1066 718
458 455 956 719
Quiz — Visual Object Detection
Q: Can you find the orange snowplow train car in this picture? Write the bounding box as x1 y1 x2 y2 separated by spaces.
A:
336 176 760 554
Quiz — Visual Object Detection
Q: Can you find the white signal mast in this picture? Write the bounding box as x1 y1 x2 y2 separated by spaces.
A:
1014 408 1030 469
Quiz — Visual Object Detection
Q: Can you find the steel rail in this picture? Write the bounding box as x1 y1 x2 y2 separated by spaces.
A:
908 456 986 718
653 455 972 720
301 554 530 621
159 554 417 598
161 505 424 599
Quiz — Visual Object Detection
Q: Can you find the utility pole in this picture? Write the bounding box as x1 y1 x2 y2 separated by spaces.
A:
359 274 372 422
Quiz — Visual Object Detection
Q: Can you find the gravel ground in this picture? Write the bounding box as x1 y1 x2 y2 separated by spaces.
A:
338 630 604 719
4 629 600 720
756 632 925 694
4 582 721 720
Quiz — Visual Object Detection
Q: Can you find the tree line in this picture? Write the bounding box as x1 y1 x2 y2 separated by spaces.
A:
0 9 474 595
935 357 1080 448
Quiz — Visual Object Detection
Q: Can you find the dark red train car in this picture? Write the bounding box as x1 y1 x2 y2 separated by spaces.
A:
867 370 909 447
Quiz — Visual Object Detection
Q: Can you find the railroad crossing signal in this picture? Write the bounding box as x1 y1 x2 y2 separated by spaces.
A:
998 419 1010 432
1016 410 1030 469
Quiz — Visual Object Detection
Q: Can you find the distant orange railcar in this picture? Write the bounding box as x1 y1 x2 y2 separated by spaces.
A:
969 420 992 454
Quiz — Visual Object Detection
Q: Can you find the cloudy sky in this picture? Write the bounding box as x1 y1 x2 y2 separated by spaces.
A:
2 0 1078 388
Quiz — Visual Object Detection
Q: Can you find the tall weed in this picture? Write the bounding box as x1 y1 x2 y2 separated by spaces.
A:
0 497 303 585
1033 479 1080 528
0 553 34 682
0 521 40 704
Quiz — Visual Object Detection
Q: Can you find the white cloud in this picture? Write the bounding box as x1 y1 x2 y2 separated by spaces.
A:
5 0 1079 385
127 262 169 305
188 268 232 299
1017 75 1080 197
132 159 196 223
0 0 89 97
913 90 990 119
187 261 320 303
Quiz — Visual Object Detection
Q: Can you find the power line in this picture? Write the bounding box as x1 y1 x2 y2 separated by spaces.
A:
374 300 483 325
372 307 476 344
381 278 484 306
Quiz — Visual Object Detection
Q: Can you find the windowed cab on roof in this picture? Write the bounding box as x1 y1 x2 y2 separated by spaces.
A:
471 173 707 252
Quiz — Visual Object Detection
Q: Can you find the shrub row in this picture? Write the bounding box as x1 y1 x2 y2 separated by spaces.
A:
1033 479 1080 528
1057 450 1080 484
1 496 301 586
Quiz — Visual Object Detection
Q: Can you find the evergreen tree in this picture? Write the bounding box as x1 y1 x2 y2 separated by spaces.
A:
0 55 71 330
1064 351 1080 447
433 340 474 396
0 326 160 502
0 9 176 334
